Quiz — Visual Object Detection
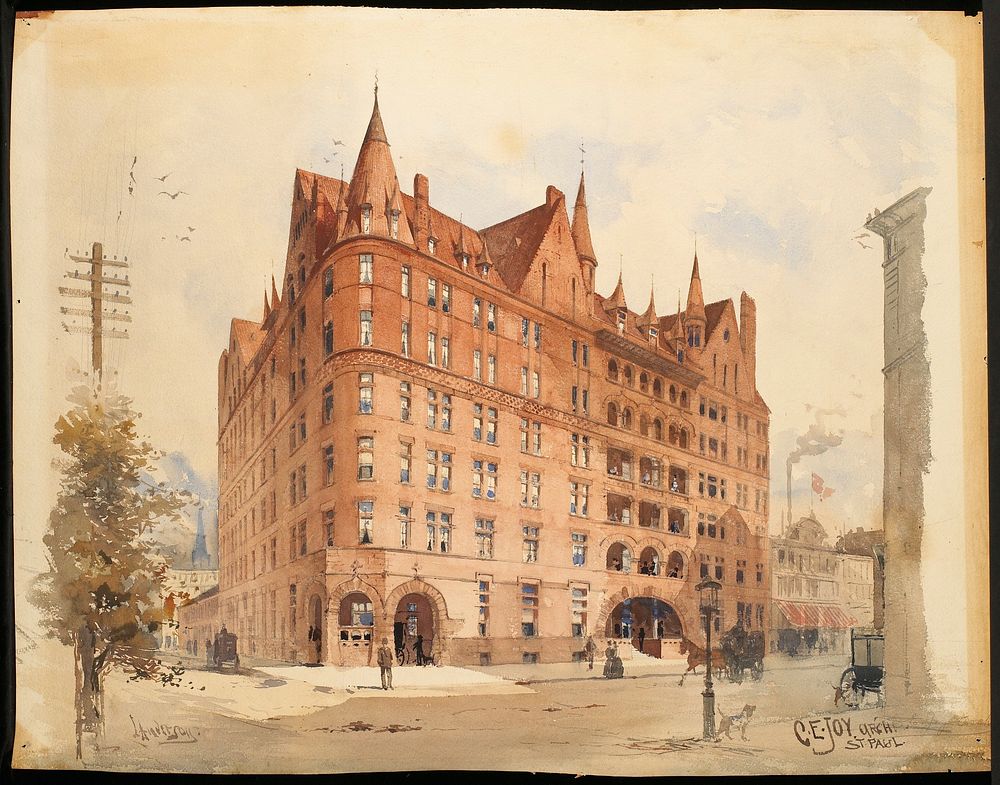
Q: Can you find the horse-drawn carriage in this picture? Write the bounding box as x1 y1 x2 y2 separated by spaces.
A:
213 627 240 671
838 628 884 708
720 624 765 683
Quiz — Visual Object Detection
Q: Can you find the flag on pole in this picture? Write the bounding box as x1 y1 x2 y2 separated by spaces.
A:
812 472 835 501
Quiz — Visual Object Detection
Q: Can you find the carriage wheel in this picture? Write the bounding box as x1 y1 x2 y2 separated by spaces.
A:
751 659 764 680
840 668 861 709
730 664 745 684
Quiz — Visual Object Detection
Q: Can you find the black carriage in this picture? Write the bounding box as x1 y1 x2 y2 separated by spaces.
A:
720 624 765 683
213 628 240 671
838 628 884 708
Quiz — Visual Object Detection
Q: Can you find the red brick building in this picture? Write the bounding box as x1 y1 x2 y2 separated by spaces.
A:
179 93 772 666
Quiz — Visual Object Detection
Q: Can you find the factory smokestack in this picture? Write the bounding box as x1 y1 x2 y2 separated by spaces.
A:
785 407 845 529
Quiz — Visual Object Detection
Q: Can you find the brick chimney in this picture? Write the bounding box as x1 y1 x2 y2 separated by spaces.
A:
414 173 430 251
740 291 757 391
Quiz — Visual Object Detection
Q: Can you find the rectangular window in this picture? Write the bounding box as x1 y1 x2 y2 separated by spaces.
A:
299 462 307 500
289 522 297 560
289 468 298 506
289 422 297 452
299 358 306 386
324 445 334 485
323 383 334 424
473 350 482 381
533 322 541 350
425 511 453 553
532 370 540 398
358 500 374 544
427 331 437 365
441 337 450 369
475 518 494 559
401 265 411 298
358 436 374 480
271 537 277 569
441 395 452 431
519 418 529 452
582 344 589 368
522 525 539 563
398 506 411 548
359 373 373 414
298 413 307 443
521 584 538 637
399 441 412 483
427 389 437 429
571 586 588 636
325 509 335 547
571 385 578 412
570 482 589 516
324 320 334 356
359 310 373 346
399 381 411 422
401 321 410 357
426 450 452 491
359 253 373 284
571 532 587 566
488 355 496 384
520 367 528 396
571 433 591 468
442 283 451 313
571 340 578 365
473 298 481 328
582 388 589 415
298 520 307 556
487 302 497 332
521 318 529 347
427 278 437 308
477 579 490 636
473 403 484 441
324 267 334 298
486 407 497 444
520 470 541 508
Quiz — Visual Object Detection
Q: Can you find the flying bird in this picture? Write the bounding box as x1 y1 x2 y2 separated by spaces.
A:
159 190 189 199
332 138 345 146
154 173 172 182
176 235 192 242
116 210 122 222
852 233 869 240
856 240 872 249
186 226 197 232
131 155 137 168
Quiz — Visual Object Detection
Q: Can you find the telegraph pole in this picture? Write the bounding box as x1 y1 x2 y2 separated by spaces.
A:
59 241 132 384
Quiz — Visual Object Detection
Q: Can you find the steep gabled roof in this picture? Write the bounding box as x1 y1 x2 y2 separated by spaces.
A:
705 300 729 340
232 318 264 364
480 200 560 293
571 172 597 263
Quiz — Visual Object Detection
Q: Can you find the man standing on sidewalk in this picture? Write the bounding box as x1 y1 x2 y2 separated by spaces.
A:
584 636 597 670
377 637 394 690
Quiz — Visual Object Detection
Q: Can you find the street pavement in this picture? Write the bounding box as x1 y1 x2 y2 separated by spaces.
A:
13 640 990 776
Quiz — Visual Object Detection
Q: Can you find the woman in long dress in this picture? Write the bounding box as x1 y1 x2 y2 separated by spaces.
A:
604 640 624 679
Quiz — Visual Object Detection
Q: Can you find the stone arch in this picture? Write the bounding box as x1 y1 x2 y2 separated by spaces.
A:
594 584 695 643
299 574 328 664
327 575 384 666
384 578 457 665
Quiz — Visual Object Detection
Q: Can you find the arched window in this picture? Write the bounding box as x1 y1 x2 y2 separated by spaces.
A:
653 378 663 398
622 408 633 430
607 402 618 427
669 385 677 403
679 428 689 449
669 424 679 446
323 267 334 298
324 320 334 356
653 418 663 441
639 372 649 393
608 359 619 382
606 542 632 573
680 390 689 408
639 414 649 437
665 551 685 579
623 365 633 386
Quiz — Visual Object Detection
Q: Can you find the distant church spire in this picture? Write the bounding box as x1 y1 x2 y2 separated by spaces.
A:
686 242 707 328
191 506 210 569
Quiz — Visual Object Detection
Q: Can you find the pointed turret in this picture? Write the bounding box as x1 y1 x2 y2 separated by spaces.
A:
271 275 280 309
637 281 657 328
571 172 598 290
341 90 414 245
263 290 271 320
604 272 627 312
334 173 348 240
191 506 210 569
685 251 707 349
669 289 685 340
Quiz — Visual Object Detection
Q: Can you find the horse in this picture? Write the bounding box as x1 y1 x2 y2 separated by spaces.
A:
678 637 726 685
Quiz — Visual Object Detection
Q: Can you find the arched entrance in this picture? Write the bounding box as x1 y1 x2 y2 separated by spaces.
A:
338 591 374 666
307 594 325 664
394 593 435 665
606 597 684 659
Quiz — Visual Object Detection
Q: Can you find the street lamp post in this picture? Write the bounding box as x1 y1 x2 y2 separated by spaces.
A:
696 579 722 741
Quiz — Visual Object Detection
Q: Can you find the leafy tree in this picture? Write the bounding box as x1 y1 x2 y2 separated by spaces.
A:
29 382 188 759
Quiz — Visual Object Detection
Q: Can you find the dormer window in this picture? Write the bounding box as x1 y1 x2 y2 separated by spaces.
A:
617 309 627 334
687 326 701 348
478 261 489 278
428 237 437 255
649 327 658 341
361 204 372 234
458 252 470 269
390 209 400 240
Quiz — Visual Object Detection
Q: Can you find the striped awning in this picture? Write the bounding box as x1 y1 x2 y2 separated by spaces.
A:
775 600 857 629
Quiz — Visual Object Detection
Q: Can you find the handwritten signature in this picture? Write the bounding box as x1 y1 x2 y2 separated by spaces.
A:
129 714 199 744
793 717 905 755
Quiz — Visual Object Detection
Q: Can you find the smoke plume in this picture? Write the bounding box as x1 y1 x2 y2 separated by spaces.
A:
785 406 846 526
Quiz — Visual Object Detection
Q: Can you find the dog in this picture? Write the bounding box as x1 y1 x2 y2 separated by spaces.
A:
833 682 845 707
716 704 756 741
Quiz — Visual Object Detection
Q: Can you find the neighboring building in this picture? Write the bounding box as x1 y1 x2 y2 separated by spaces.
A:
160 568 219 652
770 515 874 655
836 526 885 630
865 189 934 706
179 92 772 666
178 585 219 660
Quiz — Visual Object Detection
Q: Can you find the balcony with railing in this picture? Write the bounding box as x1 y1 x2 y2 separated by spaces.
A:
607 493 632 525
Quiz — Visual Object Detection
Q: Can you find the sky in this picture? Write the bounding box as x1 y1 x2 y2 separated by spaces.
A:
9 5 984 716
12 7 964 538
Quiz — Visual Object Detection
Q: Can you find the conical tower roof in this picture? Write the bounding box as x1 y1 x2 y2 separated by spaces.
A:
263 290 271 320
604 272 627 312
686 252 706 324
571 172 597 264
342 91 414 244
637 281 657 327
271 275 280 308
